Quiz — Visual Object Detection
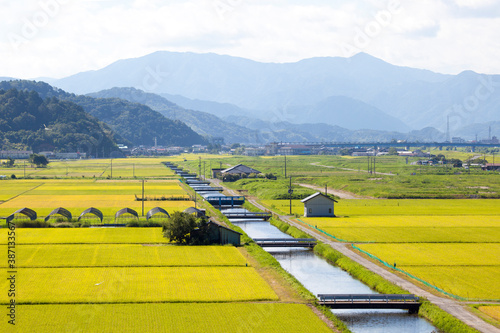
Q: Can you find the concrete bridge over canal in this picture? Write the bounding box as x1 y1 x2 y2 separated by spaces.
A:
253 238 317 248
318 294 421 314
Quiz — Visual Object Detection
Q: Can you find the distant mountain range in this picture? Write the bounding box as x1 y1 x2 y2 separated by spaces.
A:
88 87 435 143
47 51 499 137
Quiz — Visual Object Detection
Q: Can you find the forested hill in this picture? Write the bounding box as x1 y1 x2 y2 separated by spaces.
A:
0 80 207 147
0 88 120 156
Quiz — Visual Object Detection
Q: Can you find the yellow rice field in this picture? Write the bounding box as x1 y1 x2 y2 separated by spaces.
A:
0 267 278 303
478 306 500 322
0 244 247 267
0 303 333 333
0 179 192 220
356 243 500 266
0 228 167 244
401 266 500 300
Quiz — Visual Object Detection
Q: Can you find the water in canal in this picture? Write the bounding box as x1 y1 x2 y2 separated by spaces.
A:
224 208 439 333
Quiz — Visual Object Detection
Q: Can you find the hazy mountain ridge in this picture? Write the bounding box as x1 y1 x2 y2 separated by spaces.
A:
49 50 500 133
87 87 259 144
227 116 447 143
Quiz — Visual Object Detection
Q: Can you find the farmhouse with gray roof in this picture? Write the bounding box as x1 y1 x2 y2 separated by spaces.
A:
301 192 337 217
221 164 261 176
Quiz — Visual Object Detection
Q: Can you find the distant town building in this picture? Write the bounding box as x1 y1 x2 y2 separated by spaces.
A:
451 137 465 143
243 147 266 156
480 136 499 145
192 145 207 153
301 192 337 217
278 145 312 155
0 150 33 159
39 152 87 159
482 163 500 171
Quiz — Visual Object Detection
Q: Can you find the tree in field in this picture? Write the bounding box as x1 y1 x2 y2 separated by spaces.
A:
29 154 49 167
163 211 211 245
388 147 398 155
2 157 14 167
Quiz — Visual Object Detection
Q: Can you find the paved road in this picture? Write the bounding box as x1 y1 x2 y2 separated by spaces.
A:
212 178 499 333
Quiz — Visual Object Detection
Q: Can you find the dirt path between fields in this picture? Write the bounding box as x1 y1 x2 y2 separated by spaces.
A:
295 183 371 199
211 178 500 333
310 162 396 176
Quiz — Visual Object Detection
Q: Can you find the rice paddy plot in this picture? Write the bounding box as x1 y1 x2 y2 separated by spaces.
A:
264 199 500 217
0 267 278 303
400 266 500 300
0 244 247 267
304 215 500 228
478 306 500 322
0 181 43 201
24 181 187 196
318 226 500 243
356 243 500 266
1 303 332 333
0 194 193 218
0 228 167 244
333 199 500 216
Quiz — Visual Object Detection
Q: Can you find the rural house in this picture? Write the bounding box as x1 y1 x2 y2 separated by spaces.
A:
221 164 261 176
301 192 337 217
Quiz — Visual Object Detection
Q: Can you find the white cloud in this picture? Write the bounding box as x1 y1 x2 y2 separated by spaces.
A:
0 0 499 78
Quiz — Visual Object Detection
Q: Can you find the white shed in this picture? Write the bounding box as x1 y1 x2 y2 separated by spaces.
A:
301 192 337 217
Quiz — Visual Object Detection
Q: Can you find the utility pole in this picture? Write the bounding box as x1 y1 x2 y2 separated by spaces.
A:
284 155 287 178
110 159 113 179
288 176 293 215
367 156 370 174
373 156 376 175
198 157 201 179
142 179 145 216
203 161 206 180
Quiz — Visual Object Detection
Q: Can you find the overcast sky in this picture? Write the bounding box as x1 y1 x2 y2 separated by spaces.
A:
1 0 499 79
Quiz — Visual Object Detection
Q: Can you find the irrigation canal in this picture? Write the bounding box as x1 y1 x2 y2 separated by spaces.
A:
170 164 439 332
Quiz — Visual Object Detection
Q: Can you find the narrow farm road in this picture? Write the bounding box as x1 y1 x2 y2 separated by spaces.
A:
310 162 396 176
211 179 500 333
295 183 370 200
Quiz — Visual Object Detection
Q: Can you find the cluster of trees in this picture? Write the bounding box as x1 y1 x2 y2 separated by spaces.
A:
162 212 211 245
0 89 119 155
1 157 14 167
29 154 49 167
